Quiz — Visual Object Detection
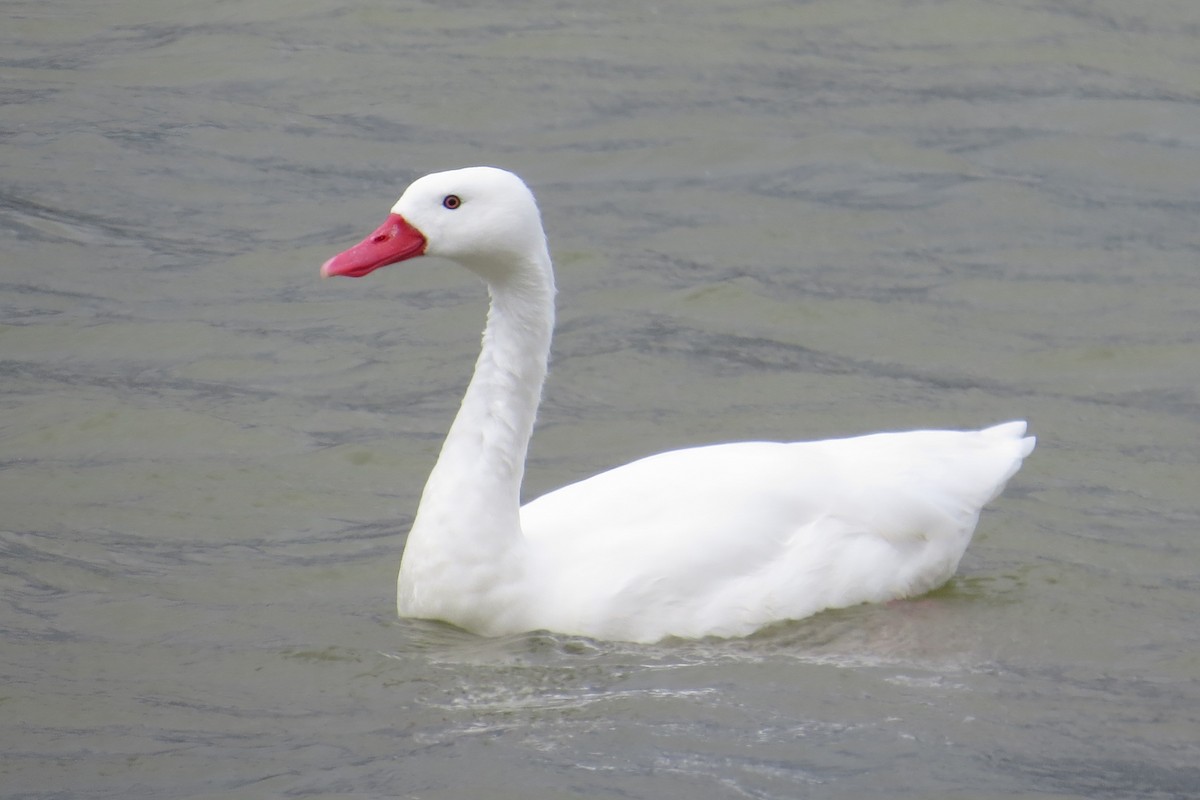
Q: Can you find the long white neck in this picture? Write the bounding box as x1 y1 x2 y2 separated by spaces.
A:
397 249 555 632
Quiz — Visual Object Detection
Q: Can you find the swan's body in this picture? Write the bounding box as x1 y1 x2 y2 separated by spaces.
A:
321 167 1035 643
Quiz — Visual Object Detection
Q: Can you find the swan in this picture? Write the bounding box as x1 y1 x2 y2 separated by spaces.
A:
320 166 1035 643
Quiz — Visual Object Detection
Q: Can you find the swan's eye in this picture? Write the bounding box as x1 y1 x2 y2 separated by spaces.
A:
442 195 462 210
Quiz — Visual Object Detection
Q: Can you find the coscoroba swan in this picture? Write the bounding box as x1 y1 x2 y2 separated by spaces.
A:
320 166 1035 643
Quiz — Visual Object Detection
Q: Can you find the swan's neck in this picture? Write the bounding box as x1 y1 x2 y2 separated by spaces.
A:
434 275 553 518
397 251 555 630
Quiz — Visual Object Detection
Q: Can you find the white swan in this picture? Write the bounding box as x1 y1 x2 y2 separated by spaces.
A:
321 166 1035 643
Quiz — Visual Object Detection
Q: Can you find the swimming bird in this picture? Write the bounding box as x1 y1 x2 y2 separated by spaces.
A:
320 166 1035 643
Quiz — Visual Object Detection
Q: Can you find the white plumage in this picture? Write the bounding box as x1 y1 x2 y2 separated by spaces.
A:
321 166 1035 643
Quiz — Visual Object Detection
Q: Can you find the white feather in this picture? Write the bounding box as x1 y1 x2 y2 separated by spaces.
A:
324 167 1036 643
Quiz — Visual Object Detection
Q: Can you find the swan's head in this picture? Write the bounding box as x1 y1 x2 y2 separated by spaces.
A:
321 167 549 285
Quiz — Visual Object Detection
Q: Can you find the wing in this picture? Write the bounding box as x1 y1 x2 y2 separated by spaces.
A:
518 424 1033 640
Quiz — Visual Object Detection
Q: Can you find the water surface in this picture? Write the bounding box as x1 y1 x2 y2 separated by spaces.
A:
3 1 1198 798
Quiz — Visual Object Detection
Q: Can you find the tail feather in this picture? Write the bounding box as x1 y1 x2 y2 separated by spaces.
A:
982 419 1036 459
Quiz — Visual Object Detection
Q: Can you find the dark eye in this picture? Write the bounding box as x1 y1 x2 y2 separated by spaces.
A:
442 195 461 210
